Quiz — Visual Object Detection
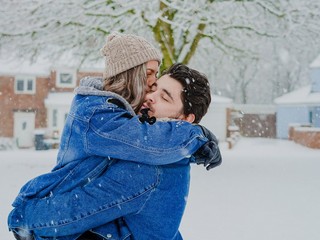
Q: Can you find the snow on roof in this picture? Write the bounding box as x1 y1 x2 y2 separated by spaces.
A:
294 126 320 132
45 92 75 107
0 55 104 76
310 54 320 68
51 58 104 73
212 94 233 104
0 58 51 76
233 104 276 114
274 85 320 105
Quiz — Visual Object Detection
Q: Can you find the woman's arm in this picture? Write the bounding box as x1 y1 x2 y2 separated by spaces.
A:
84 102 208 165
8 161 159 237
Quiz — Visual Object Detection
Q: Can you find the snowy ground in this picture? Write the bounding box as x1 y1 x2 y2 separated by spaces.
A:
1 138 319 240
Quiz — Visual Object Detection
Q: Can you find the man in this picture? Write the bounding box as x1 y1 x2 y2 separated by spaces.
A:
82 63 221 240
86 63 216 239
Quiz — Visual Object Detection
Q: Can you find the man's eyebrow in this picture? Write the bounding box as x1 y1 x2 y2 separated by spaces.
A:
162 88 174 101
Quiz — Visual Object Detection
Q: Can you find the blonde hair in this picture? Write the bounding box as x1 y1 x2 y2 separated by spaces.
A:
103 63 147 113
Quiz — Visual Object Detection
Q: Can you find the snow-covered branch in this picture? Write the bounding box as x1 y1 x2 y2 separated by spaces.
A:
0 0 319 104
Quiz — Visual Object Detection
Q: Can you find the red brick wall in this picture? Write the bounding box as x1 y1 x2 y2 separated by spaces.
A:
289 126 320 149
0 70 102 138
34 77 51 128
0 76 15 137
0 75 51 137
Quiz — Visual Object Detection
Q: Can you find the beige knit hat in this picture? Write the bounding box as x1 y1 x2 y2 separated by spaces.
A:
101 32 162 78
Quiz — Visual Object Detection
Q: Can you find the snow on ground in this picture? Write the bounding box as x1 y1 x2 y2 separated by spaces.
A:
1 138 319 240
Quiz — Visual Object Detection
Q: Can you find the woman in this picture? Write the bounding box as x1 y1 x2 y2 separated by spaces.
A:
8 33 220 240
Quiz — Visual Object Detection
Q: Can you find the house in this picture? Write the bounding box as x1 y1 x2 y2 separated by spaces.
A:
274 55 320 148
201 97 278 143
0 59 103 149
200 95 233 141
1 58 235 149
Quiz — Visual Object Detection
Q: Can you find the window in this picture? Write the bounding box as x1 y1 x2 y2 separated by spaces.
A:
56 69 76 88
15 76 36 94
53 109 58 127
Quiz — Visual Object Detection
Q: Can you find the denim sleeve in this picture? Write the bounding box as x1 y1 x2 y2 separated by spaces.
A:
85 106 208 165
8 162 159 237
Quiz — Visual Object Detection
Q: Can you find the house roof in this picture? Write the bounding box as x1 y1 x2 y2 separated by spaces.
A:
233 104 276 114
0 58 51 76
212 94 233 104
274 85 320 105
0 56 104 76
45 92 75 107
310 54 320 68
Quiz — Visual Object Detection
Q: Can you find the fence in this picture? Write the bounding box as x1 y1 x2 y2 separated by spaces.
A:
289 125 320 149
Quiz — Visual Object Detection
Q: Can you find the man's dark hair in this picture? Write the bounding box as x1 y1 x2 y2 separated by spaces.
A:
162 63 211 123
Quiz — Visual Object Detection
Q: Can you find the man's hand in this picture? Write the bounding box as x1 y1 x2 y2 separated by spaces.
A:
194 126 222 170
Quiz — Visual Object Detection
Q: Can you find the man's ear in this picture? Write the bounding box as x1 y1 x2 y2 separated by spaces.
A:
184 113 195 123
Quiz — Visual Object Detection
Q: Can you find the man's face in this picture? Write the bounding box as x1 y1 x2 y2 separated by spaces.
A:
142 74 186 120
145 60 159 92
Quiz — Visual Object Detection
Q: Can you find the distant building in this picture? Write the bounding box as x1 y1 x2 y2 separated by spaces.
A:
274 55 320 140
0 59 103 148
231 104 276 139
1 58 236 148
201 95 233 141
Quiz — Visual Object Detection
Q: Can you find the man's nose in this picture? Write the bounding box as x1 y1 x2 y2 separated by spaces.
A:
145 92 155 103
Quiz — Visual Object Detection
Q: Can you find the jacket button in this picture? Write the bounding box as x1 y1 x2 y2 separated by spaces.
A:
106 233 112 239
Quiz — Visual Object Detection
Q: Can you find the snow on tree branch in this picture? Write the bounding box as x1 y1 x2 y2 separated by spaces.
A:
0 0 319 104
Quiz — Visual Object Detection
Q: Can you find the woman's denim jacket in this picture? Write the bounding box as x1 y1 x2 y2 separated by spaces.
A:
8 77 208 240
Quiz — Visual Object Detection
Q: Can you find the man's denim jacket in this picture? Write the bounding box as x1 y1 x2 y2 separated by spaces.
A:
8 77 208 239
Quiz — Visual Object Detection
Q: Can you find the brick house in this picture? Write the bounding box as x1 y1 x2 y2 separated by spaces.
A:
274 54 320 148
0 61 103 148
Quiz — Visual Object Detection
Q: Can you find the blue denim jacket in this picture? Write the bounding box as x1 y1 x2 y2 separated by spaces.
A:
10 158 190 240
8 77 208 239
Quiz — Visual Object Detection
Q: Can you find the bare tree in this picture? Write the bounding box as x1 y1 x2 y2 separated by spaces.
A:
1 0 319 103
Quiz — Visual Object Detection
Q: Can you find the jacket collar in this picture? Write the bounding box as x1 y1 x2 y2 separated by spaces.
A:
74 76 136 116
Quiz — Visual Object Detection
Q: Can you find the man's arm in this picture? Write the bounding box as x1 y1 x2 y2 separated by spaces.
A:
192 125 222 170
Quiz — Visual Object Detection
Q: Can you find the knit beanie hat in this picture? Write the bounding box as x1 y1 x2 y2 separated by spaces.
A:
101 32 162 78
